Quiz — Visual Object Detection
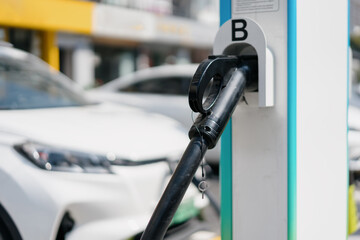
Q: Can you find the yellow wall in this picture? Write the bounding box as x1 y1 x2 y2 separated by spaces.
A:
0 0 94 69
41 31 60 70
0 0 94 34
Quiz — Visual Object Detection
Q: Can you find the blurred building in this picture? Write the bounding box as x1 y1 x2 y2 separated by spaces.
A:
0 0 218 88
351 0 360 84
351 0 360 34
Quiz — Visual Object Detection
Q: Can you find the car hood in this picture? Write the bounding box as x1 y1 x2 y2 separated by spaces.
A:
0 103 189 161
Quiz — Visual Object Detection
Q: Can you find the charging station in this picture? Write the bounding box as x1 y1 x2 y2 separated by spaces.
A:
140 1 349 239
219 1 349 240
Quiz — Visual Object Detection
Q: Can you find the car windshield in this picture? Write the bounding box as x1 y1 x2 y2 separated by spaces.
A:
0 55 91 110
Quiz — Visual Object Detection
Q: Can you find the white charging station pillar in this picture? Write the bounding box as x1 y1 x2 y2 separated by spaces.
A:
218 1 349 240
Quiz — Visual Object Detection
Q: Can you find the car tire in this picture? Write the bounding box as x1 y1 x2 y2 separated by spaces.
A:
0 204 21 240
0 221 13 240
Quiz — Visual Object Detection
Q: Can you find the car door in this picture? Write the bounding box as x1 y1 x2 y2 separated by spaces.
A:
119 76 196 128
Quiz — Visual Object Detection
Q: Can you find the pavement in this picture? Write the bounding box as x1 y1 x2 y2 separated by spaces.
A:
350 233 360 240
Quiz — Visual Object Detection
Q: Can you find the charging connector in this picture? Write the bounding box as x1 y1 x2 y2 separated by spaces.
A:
188 55 258 149
140 55 258 240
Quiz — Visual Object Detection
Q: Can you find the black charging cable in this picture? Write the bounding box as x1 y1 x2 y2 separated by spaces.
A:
140 55 257 240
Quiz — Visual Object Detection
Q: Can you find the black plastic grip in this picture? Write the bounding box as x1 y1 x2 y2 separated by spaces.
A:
189 67 247 149
188 56 240 114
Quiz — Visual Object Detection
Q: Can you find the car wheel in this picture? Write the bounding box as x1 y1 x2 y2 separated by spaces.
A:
0 204 21 240
0 221 13 240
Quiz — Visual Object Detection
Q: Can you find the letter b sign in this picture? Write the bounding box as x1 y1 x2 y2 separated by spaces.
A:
232 19 248 41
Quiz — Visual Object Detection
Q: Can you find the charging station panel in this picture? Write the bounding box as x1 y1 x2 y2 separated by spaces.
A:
219 1 349 240
214 17 274 107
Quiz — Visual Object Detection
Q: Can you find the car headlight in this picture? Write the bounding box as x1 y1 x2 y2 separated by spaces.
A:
14 141 113 174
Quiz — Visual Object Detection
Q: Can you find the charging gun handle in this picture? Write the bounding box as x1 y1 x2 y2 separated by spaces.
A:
140 60 248 240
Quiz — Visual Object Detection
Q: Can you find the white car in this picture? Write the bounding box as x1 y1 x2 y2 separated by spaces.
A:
348 85 360 172
0 45 210 240
349 106 360 171
88 64 220 165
